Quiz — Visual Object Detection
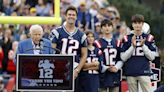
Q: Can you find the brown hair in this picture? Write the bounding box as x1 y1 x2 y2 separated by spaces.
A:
101 19 113 28
65 6 78 15
85 31 95 38
131 14 144 23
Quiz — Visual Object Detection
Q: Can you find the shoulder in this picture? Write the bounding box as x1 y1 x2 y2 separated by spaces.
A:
122 33 134 43
76 29 87 42
42 38 51 43
143 33 154 42
50 26 63 39
116 39 122 47
94 39 102 48
18 38 31 49
19 38 31 45
51 27 61 34
95 47 103 55
51 26 63 33
56 26 63 31
76 29 86 36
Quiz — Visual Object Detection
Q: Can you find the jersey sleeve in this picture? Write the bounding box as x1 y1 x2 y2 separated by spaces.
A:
142 34 158 60
120 35 135 62
98 49 103 63
81 34 87 47
145 34 157 51
115 39 124 69
97 49 104 73
121 35 131 52
94 40 102 49
49 29 59 43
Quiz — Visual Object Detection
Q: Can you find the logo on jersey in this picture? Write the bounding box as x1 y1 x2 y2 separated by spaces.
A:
38 59 55 78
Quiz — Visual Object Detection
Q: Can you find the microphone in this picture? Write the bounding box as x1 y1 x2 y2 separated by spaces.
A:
39 38 61 54
42 45 61 54
39 39 44 54
24 39 45 53
24 47 44 53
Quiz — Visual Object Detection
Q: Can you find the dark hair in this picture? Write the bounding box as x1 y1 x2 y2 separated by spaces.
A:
101 19 113 28
65 6 78 15
131 14 144 23
85 31 95 38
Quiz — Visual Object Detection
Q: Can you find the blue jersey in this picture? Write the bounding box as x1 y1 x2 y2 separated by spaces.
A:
86 47 103 74
79 47 103 92
49 26 87 63
121 33 157 76
95 37 122 88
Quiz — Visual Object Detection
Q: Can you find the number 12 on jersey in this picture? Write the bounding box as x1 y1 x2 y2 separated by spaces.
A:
87 57 99 74
61 38 79 55
104 48 117 65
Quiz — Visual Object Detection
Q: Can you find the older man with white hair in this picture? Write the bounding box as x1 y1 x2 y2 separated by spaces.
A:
14 24 54 63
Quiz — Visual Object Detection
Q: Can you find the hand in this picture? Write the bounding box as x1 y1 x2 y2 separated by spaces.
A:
4 37 8 43
78 22 83 29
132 35 136 47
74 69 79 79
140 36 146 46
108 66 118 73
93 60 100 67
8 50 14 59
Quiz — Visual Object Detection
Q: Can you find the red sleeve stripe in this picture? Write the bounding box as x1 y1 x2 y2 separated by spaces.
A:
98 50 102 55
147 35 154 42
123 36 128 42
116 40 121 47
94 40 101 48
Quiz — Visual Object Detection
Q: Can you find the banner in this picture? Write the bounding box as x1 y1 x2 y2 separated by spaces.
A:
16 54 74 91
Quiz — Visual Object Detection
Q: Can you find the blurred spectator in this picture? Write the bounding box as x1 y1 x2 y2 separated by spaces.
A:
94 22 101 39
0 10 5 16
17 25 26 35
0 0 3 11
106 6 121 34
0 47 4 73
10 11 17 16
77 2 91 31
2 0 14 15
23 5 30 16
25 0 38 7
0 25 4 46
88 1 99 31
49 7 54 17
114 23 131 40
94 0 109 8
29 7 37 16
35 0 52 16
9 25 19 41
19 34 27 41
12 0 22 7
7 41 18 74
0 76 6 92
107 6 120 19
1 28 13 73
16 5 24 16
98 7 108 20
42 25 51 39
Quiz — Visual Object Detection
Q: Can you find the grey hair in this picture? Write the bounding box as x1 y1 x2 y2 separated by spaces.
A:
29 25 43 34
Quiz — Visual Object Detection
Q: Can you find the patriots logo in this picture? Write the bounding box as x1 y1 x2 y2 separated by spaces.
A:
68 36 73 39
